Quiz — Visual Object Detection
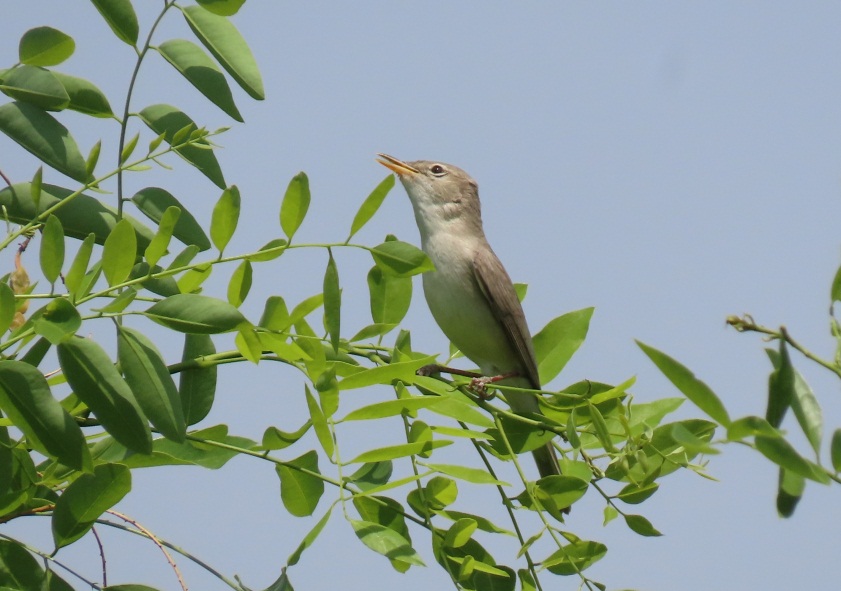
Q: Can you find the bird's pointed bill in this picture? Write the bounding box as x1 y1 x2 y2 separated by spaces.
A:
376 153 419 176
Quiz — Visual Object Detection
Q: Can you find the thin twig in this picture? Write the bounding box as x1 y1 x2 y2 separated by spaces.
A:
106 510 188 591
91 525 108 587
726 315 841 378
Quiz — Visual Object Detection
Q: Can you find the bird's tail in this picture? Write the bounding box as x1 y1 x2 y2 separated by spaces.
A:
532 441 560 479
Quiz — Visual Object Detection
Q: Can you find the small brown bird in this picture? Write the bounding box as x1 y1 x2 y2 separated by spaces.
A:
376 154 560 478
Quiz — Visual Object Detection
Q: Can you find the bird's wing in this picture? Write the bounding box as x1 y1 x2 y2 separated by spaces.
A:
472 246 541 389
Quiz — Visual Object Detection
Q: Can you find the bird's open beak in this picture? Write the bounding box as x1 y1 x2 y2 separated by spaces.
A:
376 153 419 176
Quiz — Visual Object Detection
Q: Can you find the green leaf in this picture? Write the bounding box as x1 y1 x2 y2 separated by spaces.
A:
144 206 180 268
148 131 167 153
0 539 48 590
138 104 225 188
0 102 88 182
348 175 395 240
52 463 130 548
51 71 113 117
766 344 793 428
370 240 434 277
39 214 64 284
57 337 152 454
132 187 211 251
0 360 90 470
777 468 804 518
195 0 246 16
102 219 137 287
337 356 436 390
30 166 43 210
227 260 252 307
342 397 443 421
92 286 137 314
616 482 659 504
349 323 397 342
280 172 310 241
426 463 506 485
19 26 75 66
544 538 607 575
671 422 719 455
443 519 477 549
323 252 341 353
305 385 334 457
177 262 212 294
287 507 332 567
259 296 290 330
789 370 823 457
0 65 70 111
118 326 186 443
75 262 102 302
533 475 589 516
0 283 15 334
90 0 139 45
210 185 240 253
93 424 252 470
129 262 179 298
276 450 323 517
120 132 140 164
235 323 262 364
32 298 80 344
350 519 425 567
755 435 829 483
603 505 619 526
626 397 684 435
412 379 494 428
143 294 245 334
0 183 154 251
290 293 324 325
533 307 593 385
587 375 635 405
347 461 393 492
766 347 822 454
157 39 242 121
367 265 412 326
179 333 217 425
831 429 841 473
167 244 200 270
181 6 265 99
605 418 716 482
637 341 731 426
587 402 616 452
353 495 410 540
86 139 102 177
624 514 662 537
261 421 311 451
247 237 288 262
349 440 451 464
44 569 77 591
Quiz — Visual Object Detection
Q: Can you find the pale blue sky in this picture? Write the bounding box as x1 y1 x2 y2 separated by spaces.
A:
3 2 841 590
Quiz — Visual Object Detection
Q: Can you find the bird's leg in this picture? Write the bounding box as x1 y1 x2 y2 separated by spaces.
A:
416 364 483 378
415 365 520 400
469 372 520 399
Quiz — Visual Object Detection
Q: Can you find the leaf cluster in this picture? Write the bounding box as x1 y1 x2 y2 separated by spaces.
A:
0 3 712 591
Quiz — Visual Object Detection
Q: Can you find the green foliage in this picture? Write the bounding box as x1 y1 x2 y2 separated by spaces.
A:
642 268 841 517
0 4 714 591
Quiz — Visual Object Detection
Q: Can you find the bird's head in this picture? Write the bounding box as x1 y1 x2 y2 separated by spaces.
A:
376 153 483 236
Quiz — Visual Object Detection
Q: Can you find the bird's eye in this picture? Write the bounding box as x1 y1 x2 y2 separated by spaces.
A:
430 164 445 175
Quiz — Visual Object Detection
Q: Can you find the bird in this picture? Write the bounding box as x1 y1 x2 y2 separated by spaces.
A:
376 153 561 479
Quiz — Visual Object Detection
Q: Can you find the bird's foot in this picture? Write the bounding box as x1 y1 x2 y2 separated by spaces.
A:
468 372 520 399
469 376 495 399
416 364 484 379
